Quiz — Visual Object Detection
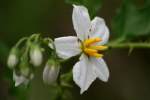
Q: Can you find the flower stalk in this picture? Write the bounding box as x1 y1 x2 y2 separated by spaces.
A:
108 42 150 49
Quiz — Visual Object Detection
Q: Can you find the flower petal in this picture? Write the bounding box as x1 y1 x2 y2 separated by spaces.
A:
73 54 97 94
89 17 110 45
13 71 28 87
54 36 81 59
72 5 91 40
90 57 109 82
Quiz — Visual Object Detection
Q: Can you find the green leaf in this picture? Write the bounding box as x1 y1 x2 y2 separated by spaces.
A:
65 0 103 18
112 0 150 39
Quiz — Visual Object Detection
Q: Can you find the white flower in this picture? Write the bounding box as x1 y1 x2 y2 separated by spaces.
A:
30 45 43 67
13 72 28 87
7 54 18 69
43 60 60 84
54 5 110 94
13 71 34 87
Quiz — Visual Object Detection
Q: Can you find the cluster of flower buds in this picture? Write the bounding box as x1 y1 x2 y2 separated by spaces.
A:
7 34 44 86
7 34 61 87
7 46 35 86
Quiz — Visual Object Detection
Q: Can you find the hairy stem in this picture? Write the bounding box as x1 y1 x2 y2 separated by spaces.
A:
108 42 150 49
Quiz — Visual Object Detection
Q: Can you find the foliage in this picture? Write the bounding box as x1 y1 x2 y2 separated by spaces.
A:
112 0 150 40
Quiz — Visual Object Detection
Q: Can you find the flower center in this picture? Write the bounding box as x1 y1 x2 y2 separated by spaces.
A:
81 37 108 58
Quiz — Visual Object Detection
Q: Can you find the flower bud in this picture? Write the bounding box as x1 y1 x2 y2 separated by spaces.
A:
43 59 60 84
48 43 54 49
7 48 19 69
30 45 43 67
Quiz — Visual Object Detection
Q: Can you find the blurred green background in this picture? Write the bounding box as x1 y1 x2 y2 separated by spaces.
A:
0 0 150 100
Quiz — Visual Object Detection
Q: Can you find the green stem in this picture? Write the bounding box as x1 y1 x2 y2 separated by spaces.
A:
34 34 40 42
46 38 58 60
15 37 28 47
108 42 150 49
21 34 37 60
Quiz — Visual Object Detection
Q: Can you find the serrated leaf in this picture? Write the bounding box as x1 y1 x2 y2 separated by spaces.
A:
65 0 103 18
112 0 150 39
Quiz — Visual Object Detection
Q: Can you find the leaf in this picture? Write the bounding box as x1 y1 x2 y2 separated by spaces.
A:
112 0 150 39
65 0 103 18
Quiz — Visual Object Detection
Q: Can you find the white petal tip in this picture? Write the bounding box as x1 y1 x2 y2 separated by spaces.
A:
73 4 76 8
15 83 20 87
101 74 109 82
103 78 109 82
80 91 83 94
95 17 105 23
80 89 87 94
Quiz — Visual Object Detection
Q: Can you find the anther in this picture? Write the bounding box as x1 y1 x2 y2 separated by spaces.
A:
90 46 108 50
84 38 102 46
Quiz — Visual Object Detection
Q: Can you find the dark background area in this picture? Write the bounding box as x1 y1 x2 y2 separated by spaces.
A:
0 0 150 100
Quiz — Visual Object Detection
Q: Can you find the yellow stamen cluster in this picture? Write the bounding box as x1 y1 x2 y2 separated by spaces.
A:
82 37 108 58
